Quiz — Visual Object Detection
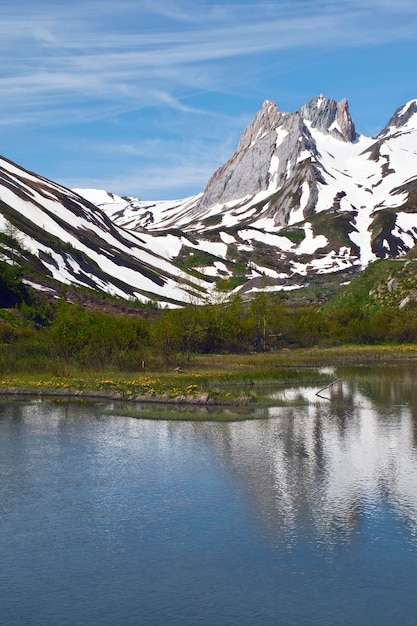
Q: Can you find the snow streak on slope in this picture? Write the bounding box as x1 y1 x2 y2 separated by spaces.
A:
0 159 212 305
308 106 417 264
75 96 417 297
2 93 415 304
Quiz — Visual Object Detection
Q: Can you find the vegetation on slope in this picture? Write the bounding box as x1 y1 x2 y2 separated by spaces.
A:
2 248 417 407
1 272 417 370
323 257 417 311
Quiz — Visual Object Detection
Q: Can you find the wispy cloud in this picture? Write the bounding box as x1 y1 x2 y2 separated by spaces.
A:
61 147 229 198
0 0 416 127
0 0 416 198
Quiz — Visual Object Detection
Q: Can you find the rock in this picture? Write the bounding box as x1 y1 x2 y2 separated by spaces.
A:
300 95 356 142
387 278 398 292
194 101 318 219
174 393 214 405
192 94 356 221
236 100 283 152
379 100 417 135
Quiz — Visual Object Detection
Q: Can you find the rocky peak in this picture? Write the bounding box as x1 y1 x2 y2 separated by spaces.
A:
300 95 357 142
192 100 308 214
378 100 417 137
190 94 359 217
237 100 283 151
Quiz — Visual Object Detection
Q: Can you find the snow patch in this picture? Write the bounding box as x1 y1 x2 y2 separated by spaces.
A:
238 229 294 251
288 182 309 225
296 224 327 254
220 232 236 244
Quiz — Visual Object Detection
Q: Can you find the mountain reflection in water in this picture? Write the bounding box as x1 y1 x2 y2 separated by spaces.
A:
2 362 417 626
199 364 417 543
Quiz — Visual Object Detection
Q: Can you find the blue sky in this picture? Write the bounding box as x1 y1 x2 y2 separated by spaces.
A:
1 0 416 199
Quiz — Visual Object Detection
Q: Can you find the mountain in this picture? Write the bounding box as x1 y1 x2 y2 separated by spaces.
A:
0 157 210 306
0 94 417 307
77 95 417 300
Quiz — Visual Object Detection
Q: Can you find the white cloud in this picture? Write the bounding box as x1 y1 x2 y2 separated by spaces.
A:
0 0 415 128
0 0 416 199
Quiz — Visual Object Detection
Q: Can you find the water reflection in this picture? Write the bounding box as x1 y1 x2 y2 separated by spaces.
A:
2 364 417 549
193 364 417 544
2 367 417 625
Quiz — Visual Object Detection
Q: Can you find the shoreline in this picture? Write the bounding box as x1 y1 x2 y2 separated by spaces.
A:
0 387 255 406
2 346 417 408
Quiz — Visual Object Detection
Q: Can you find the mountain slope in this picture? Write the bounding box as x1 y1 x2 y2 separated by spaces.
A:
78 95 417 298
0 156 211 305
1 93 416 307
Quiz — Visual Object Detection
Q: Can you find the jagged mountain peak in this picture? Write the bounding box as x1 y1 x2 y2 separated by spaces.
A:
220 94 356 159
378 99 417 137
188 94 358 217
2 92 417 307
96 92 417 290
300 94 357 142
237 99 283 152
193 99 306 214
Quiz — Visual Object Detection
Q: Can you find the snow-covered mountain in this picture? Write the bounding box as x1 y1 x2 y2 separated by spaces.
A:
0 94 416 306
77 95 417 298
0 156 211 305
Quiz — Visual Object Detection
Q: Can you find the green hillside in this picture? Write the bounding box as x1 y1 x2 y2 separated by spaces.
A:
323 257 417 312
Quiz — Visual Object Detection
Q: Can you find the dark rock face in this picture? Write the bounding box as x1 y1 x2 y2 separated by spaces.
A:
300 95 357 142
378 100 417 136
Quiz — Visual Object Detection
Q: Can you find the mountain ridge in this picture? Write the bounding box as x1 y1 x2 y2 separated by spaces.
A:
77 93 417 301
0 93 416 306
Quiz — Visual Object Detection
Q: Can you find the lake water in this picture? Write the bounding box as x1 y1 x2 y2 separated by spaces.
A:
2 363 417 625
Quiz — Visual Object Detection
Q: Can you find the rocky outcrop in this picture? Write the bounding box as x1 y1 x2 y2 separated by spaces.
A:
194 101 320 216
193 100 285 212
378 100 417 137
193 95 357 217
334 98 357 142
237 99 283 151
194 124 278 212
300 95 357 142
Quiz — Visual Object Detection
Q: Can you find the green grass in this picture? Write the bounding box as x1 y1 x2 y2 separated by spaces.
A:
278 227 306 244
1 345 417 405
322 259 403 311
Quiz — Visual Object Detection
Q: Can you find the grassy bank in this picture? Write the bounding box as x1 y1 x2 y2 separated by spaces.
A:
1 344 417 405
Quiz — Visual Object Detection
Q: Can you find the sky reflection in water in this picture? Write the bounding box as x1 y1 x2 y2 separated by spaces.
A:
1 363 417 625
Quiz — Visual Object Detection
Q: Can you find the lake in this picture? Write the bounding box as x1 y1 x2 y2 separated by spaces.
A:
1 362 417 625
